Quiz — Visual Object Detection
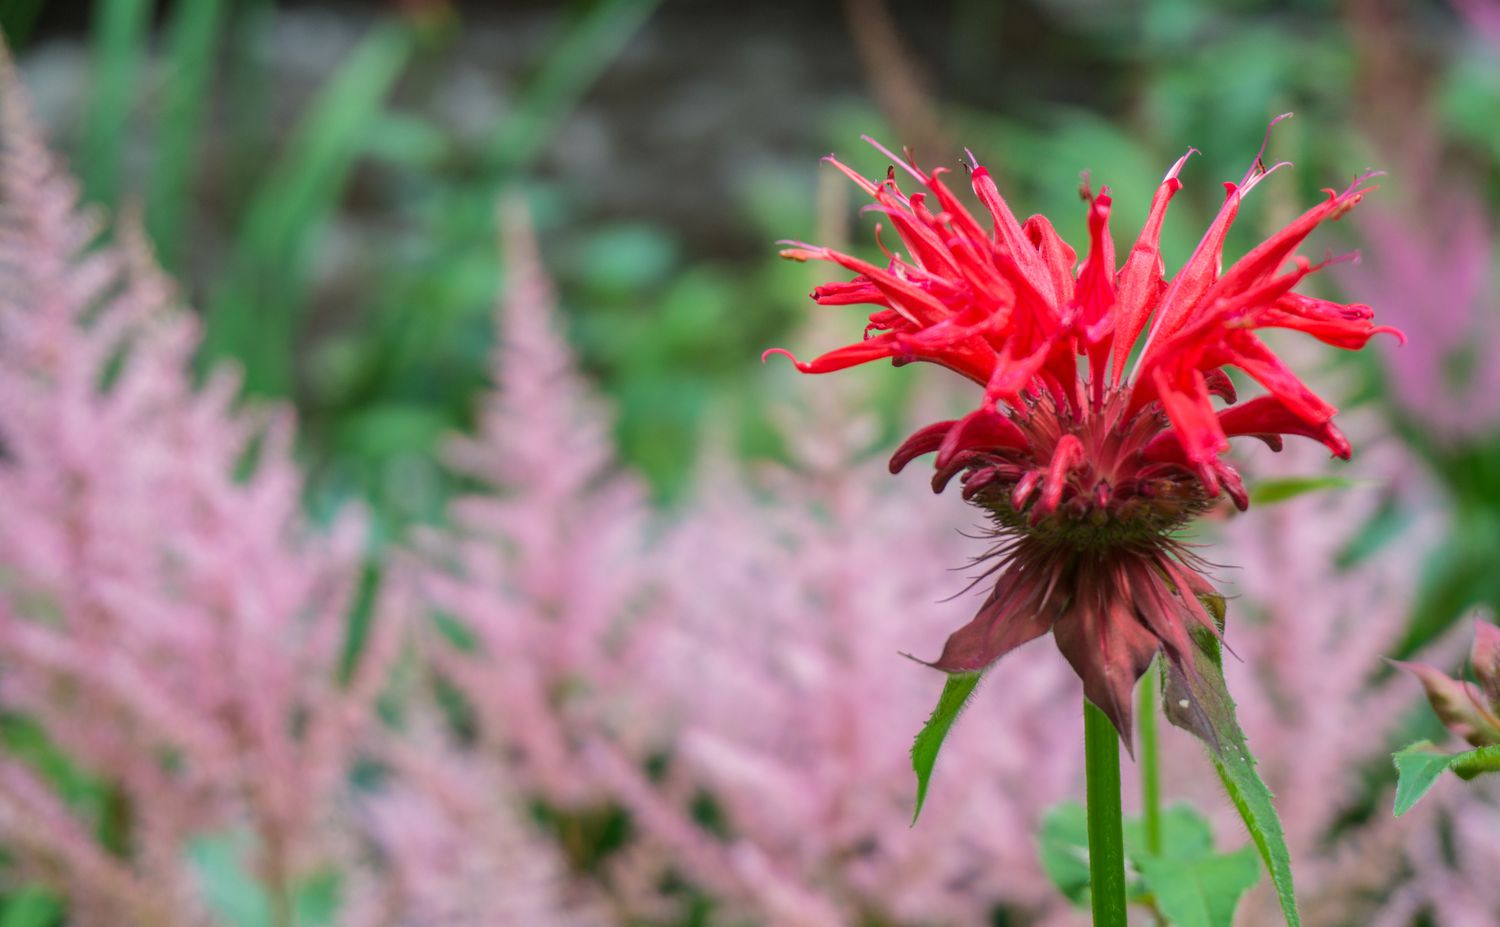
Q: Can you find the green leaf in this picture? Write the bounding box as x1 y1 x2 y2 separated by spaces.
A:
910 671 983 823
1164 626 1301 927
0 886 62 927
1393 741 1500 816
1137 845 1261 927
1037 801 1092 905
1247 475 1360 506
1122 803 1213 862
1392 741 1457 816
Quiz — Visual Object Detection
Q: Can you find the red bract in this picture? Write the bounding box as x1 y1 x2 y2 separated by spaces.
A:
765 124 1399 743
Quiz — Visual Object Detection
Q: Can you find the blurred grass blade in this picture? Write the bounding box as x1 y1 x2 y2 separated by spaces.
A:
147 0 225 269
205 24 412 396
0 0 48 48
80 0 152 205
224 0 273 211
483 0 662 176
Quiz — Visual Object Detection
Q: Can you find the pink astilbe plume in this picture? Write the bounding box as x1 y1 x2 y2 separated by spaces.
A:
409 198 657 810
596 367 1085 926
342 712 608 927
1345 174 1500 443
0 51 396 923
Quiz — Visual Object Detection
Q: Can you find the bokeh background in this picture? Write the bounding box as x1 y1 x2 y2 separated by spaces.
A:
1 0 1498 924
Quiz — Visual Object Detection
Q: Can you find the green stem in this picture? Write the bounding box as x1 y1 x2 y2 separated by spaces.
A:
1139 661 1162 856
1085 698 1129 927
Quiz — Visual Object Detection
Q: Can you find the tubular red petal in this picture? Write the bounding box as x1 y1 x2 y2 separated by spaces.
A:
1204 174 1379 309
890 420 956 473
1203 369 1237 403
808 247 954 327
1216 395 1350 458
1112 149 1192 384
935 404 1031 469
760 336 902 374
810 278 886 306
1033 434 1085 519
1022 214 1078 306
968 159 1047 280
1222 333 1337 424
1151 367 1228 473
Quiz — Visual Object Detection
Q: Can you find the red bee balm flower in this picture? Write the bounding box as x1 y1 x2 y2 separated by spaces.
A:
765 126 1400 745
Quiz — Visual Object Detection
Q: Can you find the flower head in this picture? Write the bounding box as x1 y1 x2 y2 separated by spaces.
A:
765 124 1398 743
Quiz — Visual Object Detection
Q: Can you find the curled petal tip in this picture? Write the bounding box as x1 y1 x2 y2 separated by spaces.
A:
1376 325 1407 346
761 347 800 367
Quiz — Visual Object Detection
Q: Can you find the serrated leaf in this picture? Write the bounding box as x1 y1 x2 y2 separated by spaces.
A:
1164 628 1300 927
1392 741 1456 816
1247 475 1360 506
1137 845 1261 927
1038 801 1092 905
1393 741 1500 815
910 671 983 823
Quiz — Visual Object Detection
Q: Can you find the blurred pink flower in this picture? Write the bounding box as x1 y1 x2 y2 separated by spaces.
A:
343 713 608 927
0 54 396 923
1345 174 1500 443
407 198 659 810
598 365 1086 926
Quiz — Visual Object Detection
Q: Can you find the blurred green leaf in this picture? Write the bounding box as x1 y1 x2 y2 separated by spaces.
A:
570 223 677 294
205 24 413 395
1248 475 1360 506
1137 845 1260 927
0 0 46 47
189 833 342 927
80 0 151 205
910 671 982 822
362 113 450 168
148 0 226 268
1439 41 1500 164
0 887 61 927
1122 804 1213 862
1038 801 1092 905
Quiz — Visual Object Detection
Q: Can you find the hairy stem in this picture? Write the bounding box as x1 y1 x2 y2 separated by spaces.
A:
1085 698 1128 927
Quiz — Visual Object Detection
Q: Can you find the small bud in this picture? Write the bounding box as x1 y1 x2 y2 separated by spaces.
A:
1393 659 1500 748
1471 620 1500 707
